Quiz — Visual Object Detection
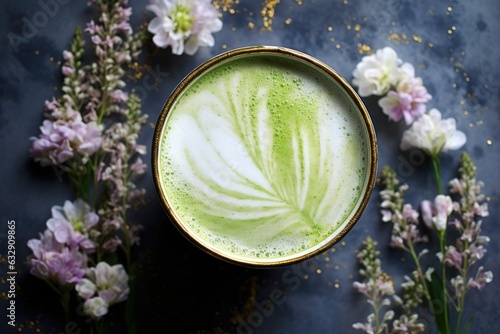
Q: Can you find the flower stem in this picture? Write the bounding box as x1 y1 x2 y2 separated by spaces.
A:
439 230 450 334
431 155 442 195
407 240 436 316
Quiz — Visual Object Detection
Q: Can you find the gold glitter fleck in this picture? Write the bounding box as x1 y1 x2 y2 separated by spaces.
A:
295 0 303 5
231 26 236 31
452 83 457 88
213 0 238 13
476 120 484 126
388 32 409 44
335 265 340 270
487 139 492 145
49 56 54 62
261 0 279 32
335 44 341 49
354 24 361 31
335 283 340 288
341 241 346 246
346 24 352 30
469 123 474 128
327 26 333 31
248 22 255 29
428 42 434 48
316 269 322 274
447 6 453 12
357 43 371 54
412 35 423 43
464 110 469 116
285 18 292 25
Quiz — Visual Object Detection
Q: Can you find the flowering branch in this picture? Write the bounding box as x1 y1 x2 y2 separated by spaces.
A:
351 47 492 334
27 0 147 332
353 236 426 334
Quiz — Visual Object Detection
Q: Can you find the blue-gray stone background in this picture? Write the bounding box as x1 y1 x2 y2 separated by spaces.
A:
1 0 499 333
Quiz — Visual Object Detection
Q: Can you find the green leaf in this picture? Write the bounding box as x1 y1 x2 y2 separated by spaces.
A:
459 312 477 334
427 271 449 334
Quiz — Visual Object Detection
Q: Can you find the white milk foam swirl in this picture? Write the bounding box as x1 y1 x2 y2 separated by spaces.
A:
158 56 369 261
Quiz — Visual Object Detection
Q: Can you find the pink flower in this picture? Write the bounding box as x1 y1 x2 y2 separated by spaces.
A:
467 266 493 290
443 246 462 269
30 107 103 166
420 200 433 229
27 230 87 286
378 76 431 124
402 204 419 222
47 199 99 253
353 281 370 296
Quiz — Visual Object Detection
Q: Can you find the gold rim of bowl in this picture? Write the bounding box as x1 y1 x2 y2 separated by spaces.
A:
152 45 378 268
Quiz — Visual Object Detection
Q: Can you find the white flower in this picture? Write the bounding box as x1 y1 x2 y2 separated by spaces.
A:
75 278 97 300
75 262 130 313
400 108 466 156
352 47 403 97
432 195 453 231
87 262 130 304
83 297 109 319
147 0 222 55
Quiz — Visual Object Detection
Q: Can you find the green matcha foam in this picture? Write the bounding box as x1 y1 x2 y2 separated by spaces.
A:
157 54 371 263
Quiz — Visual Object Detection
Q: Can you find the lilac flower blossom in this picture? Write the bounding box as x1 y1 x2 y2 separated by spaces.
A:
147 0 223 55
27 0 146 328
379 167 428 251
353 237 425 334
27 230 87 286
378 64 432 125
30 109 102 166
47 199 99 253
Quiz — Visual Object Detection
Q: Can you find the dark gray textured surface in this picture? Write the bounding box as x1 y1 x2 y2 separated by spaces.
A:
1 0 499 333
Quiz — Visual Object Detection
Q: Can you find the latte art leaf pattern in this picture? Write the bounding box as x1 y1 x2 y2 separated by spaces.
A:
159 56 369 261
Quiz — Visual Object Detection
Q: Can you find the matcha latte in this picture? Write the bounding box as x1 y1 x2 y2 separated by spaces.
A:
152 46 377 266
